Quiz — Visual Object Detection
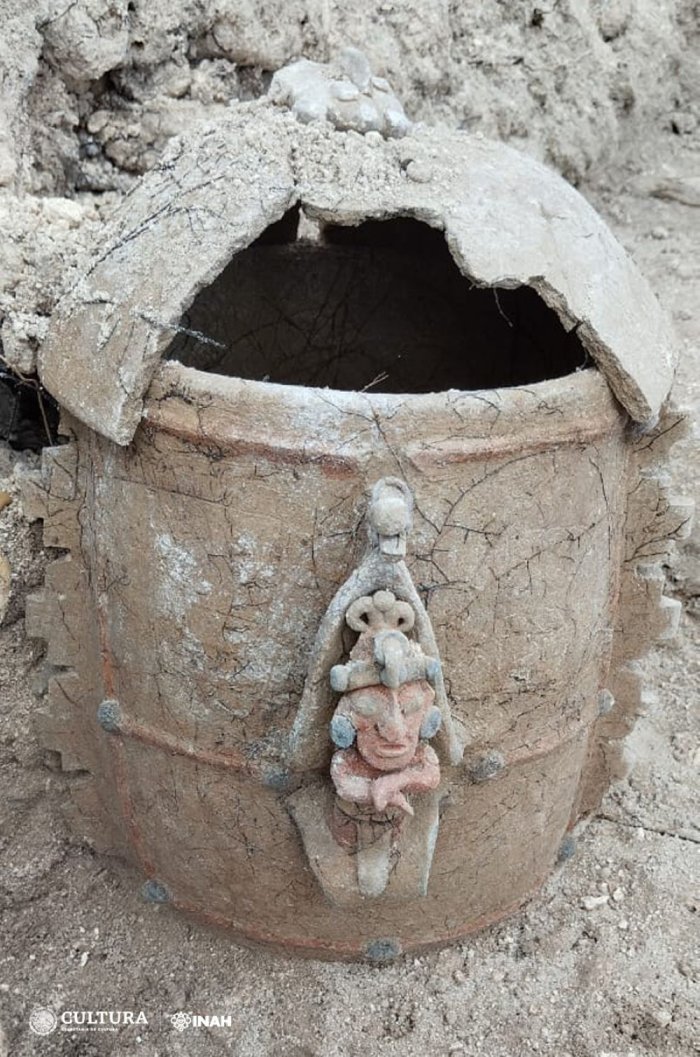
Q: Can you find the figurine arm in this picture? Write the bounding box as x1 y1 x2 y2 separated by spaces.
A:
372 745 440 813
330 750 373 805
398 744 441 795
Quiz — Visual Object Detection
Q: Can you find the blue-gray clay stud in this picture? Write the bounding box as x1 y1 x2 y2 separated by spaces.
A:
420 705 442 740
557 834 577 863
142 879 169 903
365 938 401 963
468 749 506 783
330 714 356 748
96 699 121 733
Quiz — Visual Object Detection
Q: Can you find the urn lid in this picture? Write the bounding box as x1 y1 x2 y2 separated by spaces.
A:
39 97 676 445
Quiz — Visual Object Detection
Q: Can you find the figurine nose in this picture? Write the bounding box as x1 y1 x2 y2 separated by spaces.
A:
377 692 407 742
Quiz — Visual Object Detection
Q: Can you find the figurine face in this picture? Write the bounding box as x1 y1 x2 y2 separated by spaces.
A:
345 680 435 772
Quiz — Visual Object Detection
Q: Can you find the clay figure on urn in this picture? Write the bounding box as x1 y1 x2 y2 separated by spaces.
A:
328 590 442 839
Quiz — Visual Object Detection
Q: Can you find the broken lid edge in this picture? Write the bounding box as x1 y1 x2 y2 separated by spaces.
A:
38 108 676 444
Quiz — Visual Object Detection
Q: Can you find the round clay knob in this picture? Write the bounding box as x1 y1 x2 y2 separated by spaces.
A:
370 494 410 536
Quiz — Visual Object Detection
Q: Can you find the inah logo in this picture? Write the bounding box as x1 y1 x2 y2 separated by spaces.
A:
171 1012 192 1032
28 1008 58 1036
170 1011 234 1030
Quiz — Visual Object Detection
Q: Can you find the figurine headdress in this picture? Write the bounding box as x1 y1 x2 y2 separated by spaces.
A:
330 590 441 693
328 589 443 750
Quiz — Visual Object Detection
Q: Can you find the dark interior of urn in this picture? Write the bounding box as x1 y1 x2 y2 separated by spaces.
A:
167 213 588 393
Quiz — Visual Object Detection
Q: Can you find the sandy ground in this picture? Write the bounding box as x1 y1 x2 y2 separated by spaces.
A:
1 4 699 1056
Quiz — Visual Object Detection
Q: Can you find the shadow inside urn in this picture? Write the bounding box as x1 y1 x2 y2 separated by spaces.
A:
166 213 588 393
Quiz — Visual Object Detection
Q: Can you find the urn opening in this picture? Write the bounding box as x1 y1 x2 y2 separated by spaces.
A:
166 216 587 394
